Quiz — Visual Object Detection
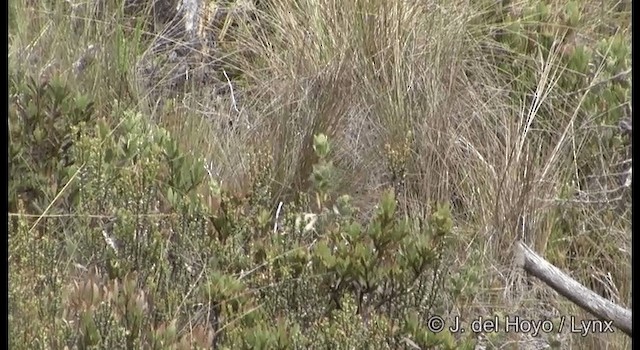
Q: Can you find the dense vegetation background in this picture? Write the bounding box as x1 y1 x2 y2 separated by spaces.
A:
9 0 631 349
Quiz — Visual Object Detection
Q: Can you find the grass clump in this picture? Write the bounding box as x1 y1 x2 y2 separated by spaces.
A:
10 0 631 349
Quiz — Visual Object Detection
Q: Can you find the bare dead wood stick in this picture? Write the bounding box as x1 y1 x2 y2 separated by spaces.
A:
515 241 632 337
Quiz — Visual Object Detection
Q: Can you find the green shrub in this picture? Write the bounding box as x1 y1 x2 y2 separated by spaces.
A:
10 87 477 348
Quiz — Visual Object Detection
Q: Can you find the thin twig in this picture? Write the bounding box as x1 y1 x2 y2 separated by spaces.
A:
222 69 239 113
566 69 631 96
273 201 283 234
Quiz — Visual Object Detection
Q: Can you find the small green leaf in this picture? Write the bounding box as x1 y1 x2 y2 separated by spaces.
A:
314 241 336 269
179 161 191 192
564 1 581 26
378 189 397 220
167 187 176 207
313 133 330 158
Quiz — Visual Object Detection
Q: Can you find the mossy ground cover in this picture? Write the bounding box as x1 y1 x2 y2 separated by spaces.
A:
9 0 630 348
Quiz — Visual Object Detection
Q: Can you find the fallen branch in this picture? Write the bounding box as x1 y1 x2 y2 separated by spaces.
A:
515 241 632 337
